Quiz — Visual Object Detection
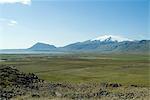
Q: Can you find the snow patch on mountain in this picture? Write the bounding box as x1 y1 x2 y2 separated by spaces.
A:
91 35 132 42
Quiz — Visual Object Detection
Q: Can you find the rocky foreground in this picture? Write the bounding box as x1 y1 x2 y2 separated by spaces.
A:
0 65 149 100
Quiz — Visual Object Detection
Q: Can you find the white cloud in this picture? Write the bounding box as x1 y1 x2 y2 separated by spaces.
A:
0 18 18 27
8 20 18 26
0 0 31 5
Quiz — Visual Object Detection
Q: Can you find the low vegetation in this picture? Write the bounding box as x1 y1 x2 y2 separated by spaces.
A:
0 53 149 99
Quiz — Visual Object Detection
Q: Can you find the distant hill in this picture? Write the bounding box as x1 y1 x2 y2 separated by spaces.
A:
28 42 56 51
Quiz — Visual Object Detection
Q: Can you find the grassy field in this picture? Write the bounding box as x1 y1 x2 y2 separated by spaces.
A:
0 53 149 86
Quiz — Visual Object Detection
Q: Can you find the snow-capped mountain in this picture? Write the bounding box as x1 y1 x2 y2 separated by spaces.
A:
91 35 132 42
62 35 149 53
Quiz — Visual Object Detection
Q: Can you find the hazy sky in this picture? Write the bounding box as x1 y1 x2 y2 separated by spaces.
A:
0 0 149 49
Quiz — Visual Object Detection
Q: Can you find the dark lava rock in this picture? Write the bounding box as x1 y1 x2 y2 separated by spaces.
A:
105 83 122 88
32 94 40 98
131 85 138 87
125 93 134 99
93 90 110 97
0 65 43 99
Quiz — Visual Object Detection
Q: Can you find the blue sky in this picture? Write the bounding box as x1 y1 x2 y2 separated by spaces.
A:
0 0 149 49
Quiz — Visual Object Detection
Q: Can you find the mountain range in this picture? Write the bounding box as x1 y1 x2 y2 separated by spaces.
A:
28 35 150 53
0 35 149 54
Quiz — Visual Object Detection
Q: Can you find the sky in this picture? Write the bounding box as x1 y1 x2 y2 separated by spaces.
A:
0 0 149 49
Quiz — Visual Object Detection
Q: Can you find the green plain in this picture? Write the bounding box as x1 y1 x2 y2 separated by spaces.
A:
0 53 149 86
